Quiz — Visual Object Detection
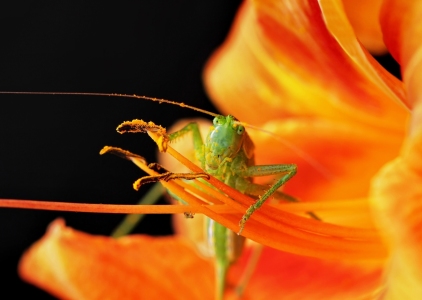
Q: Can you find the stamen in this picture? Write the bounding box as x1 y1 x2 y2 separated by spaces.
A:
0 122 386 261
144 130 387 261
271 198 369 212
0 199 212 214
133 172 209 189
117 119 167 135
99 146 146 162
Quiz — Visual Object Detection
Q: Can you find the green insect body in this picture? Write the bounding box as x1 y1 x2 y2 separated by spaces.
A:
164 115 299 299
56 93 316 299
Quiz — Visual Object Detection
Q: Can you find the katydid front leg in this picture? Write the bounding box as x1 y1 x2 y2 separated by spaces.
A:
167 122 205 167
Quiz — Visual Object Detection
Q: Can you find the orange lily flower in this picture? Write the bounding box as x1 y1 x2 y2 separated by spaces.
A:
10 0 422 299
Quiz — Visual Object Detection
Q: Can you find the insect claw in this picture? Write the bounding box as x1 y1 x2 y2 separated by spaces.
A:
237 226 244 235
237 217 247 235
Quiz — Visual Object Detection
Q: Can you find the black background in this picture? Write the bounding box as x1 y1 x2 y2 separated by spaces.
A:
0 1 241 298
0 1 400 299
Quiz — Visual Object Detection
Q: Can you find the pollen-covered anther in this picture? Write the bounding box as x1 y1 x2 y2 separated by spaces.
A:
147 163 168 173
116 119 166 135
133 172 210 191
99 146 147 163
132 178 143 191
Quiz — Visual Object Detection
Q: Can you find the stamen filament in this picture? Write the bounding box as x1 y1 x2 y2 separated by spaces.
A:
147 131 382 240
271 198 369 212
0 128 387 261
0 199 217 214
144 131 387 260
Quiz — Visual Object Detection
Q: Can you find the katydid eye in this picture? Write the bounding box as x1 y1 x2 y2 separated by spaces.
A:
237 125 244 135
213 116 225 126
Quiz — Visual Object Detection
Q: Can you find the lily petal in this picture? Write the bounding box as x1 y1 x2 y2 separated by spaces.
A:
370 129 422 298
380 0 422 121
19 219 214 300
342 0 387 54
227 246 383 299
370 1 422 297
204 0 407 130
19 219 383 300
251 118 403 205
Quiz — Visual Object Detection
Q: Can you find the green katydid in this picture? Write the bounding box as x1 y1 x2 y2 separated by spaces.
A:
0 91 322 299
102 96 322 299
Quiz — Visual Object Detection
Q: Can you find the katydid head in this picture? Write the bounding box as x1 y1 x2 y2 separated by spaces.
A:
204 115 246 170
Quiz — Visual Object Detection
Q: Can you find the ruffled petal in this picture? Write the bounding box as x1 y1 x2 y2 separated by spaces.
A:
250 118 403 204
19 219 384 299
204 0 407 130
380 0 422 120
380 0 422 70
342 0 387 54
370 129 422 298
19 219 214 300
370 2 422 296
226 246 383 299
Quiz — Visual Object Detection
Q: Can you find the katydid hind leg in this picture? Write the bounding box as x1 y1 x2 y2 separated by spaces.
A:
237 164 297 233
244 182 321 221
